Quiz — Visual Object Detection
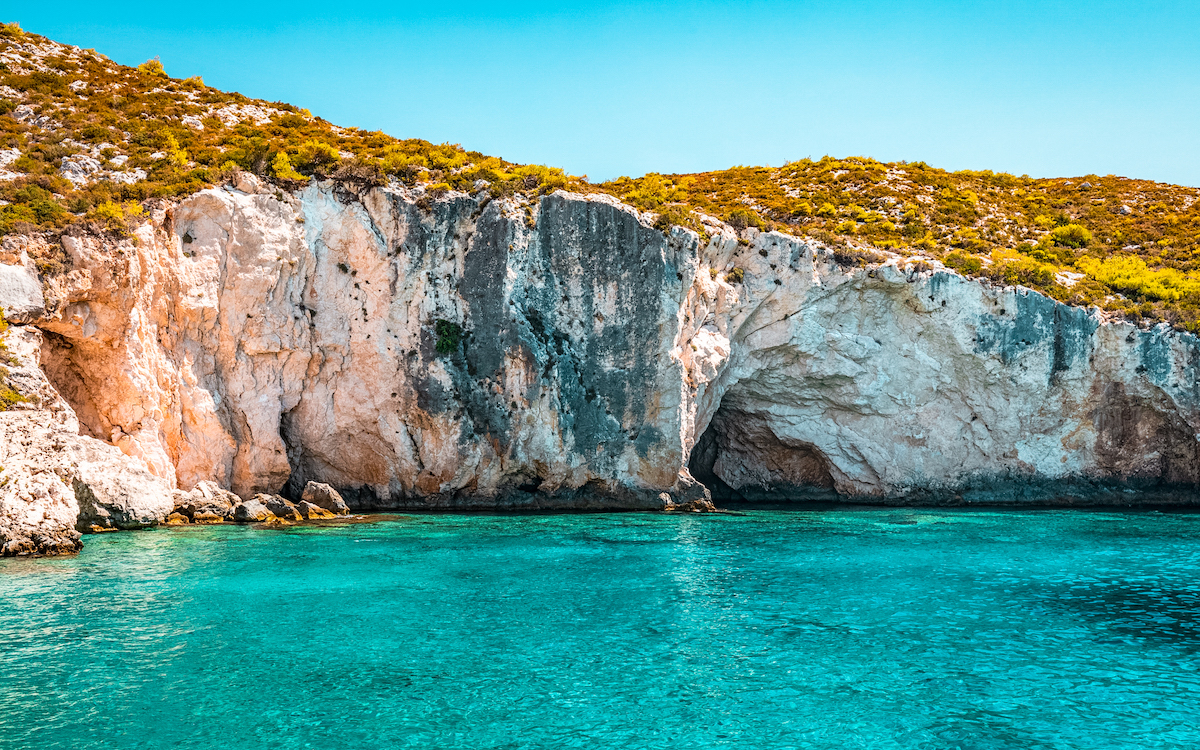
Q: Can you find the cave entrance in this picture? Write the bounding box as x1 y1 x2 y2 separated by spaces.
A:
688 405 838 503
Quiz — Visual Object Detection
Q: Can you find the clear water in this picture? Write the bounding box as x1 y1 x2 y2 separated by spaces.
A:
2 509 1200 750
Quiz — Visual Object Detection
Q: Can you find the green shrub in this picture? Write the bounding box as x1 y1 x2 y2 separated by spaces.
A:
434 319 464 355
330 158 385 186
88 200 143 234
514 164 568 194
295 140 341 173
653 205 691 232
0 307 25 412
270 152 306 181
1078 255 1200 301
912 234 938 252
163 133 189 168
1050 223 1092 248
1028 242 1073 264
623 173 679 209
833 247 884 267
987 249 1056 288
726 208 765 231
724 267 744 284
0 371 20 410
137 57 167 78
944 251 983 275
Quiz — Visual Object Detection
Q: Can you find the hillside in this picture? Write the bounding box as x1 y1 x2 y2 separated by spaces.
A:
2 22 1200 330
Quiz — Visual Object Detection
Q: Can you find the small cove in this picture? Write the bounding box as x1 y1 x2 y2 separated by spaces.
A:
2 508 1200 749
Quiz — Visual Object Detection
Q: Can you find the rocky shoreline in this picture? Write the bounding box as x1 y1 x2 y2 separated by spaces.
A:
161 479 352 528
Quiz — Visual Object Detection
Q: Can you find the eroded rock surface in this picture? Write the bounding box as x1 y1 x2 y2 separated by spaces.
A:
5 179 1200 556
27 182 704 513
0 326 172 554
680 232 1200 503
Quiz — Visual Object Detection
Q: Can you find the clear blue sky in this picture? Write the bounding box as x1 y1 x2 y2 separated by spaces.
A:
13 1 1200 185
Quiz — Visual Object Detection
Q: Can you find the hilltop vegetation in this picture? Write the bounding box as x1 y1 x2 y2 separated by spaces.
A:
2 22 1200 330
597 162 1200 329
0 23 569 243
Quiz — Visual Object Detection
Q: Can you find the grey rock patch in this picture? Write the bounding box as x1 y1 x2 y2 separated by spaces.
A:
0 262 45 322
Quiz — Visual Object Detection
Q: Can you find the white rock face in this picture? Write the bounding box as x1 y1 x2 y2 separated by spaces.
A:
678 232 1200 502
4 180 1200 556
59 154 104 186
33 182 704 510
0 327 173 555
0 259 45 322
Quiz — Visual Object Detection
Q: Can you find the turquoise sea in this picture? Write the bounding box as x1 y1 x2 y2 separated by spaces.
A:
2 509 1200 749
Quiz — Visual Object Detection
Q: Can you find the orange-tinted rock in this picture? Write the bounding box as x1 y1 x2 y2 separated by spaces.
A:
296 501 335 520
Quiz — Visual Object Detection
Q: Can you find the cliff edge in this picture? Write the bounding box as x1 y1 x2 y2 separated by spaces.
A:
3 178 1200 553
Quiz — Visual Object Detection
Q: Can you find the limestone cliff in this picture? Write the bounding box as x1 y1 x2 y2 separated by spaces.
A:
3 177 1200 554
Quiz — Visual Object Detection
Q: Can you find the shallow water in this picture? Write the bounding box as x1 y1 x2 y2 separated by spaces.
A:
2 509 1200 749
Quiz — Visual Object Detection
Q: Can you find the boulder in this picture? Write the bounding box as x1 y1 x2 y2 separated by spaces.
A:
231 498 272 523
257 493 301 521
297 501 335 520
164 512 190 526
301 482 349 515
232 171 261 193
71 457 175 531
1 468 83 556
174 481 239 520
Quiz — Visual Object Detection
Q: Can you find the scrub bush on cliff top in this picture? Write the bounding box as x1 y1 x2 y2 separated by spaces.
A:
0 26 574 244
137 57 166 78
270 152 306 182
1050 223 1092 248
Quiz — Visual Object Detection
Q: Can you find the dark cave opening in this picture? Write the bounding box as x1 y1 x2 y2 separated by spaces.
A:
687 418 738 501
688 406 839 503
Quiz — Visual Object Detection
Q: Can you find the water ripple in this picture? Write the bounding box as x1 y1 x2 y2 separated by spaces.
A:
2 509 1200 749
